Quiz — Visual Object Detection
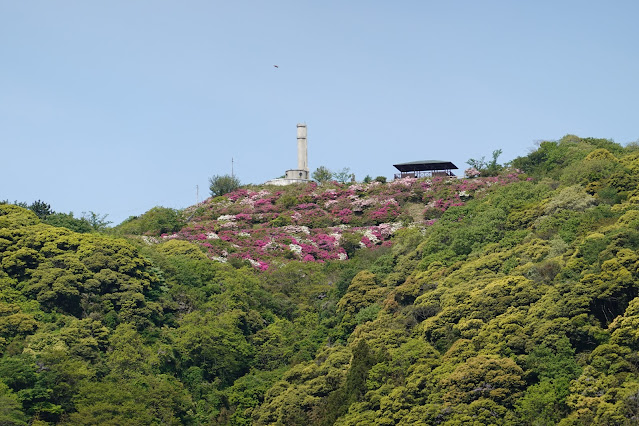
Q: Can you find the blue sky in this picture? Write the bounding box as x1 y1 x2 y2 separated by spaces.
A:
2 1 638 225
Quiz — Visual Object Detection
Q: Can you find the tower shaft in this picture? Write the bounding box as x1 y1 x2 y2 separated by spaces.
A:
297 124 308 171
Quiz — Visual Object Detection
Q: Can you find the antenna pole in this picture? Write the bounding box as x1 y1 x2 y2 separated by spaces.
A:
196 185 199 204
232 157 234 178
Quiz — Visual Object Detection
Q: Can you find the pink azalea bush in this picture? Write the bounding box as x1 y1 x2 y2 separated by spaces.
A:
465 167 481 178
165 173 523 270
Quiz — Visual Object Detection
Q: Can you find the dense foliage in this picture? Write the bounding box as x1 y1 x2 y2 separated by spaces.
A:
114 207 184 237
3 135 639 424
0 200 106 234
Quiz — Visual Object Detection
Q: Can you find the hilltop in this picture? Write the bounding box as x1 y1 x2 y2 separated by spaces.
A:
144 173 523 270
2 135 639 424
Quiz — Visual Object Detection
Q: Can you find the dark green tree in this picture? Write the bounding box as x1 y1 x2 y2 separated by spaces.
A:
208 174 241 197
27 200 53 219
43 212 93 233
0 382 27 425
323 340 378 425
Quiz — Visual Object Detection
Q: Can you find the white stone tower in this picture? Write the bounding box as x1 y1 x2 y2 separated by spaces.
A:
281 123 310 182
297 123 308 172
264 123 312 185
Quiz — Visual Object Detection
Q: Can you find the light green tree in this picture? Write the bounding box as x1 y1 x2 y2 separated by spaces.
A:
333 167 352 183
81 211 112 231
312 166 333 183
467 149 503 176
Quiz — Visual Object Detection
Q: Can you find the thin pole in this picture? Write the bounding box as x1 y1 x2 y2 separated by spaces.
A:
232 157 234 178
196 185 199 204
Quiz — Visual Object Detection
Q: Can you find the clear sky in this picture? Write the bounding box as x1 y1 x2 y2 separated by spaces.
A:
2 1 638 225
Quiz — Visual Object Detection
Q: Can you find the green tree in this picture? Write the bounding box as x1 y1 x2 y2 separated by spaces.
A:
208 174 241 197
115 207 184 236
323 339 378 425
172 310 254 384
67 375 194 425
467 149 504 177
442 355 525 406
81 211 112 232
27 200 53 220
107 323 156 377
337 270 385 317
312 166 333 183
0 382 27 425
43 212 93 233
332 167 352 184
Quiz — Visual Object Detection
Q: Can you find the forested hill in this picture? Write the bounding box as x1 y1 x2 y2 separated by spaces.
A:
2 135 639 425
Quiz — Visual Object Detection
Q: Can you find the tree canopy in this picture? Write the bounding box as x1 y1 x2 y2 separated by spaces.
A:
3 135 639 424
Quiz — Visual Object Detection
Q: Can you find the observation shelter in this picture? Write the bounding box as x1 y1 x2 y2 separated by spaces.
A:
393 160 458 179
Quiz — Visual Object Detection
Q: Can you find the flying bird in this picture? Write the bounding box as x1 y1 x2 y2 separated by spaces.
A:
273 65 279 68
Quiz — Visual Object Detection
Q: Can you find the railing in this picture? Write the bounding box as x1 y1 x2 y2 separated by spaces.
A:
393 171 455 180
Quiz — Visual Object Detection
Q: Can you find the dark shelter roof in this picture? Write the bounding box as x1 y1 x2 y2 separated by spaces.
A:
393 160 458 172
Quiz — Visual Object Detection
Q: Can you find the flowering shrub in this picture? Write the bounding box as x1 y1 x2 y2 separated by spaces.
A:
235 213 252 221
465 167 481 178
336 208 353 223
366 201 401 224
162 174 522 270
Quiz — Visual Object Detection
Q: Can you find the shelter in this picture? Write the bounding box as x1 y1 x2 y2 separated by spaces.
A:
393 160 457 179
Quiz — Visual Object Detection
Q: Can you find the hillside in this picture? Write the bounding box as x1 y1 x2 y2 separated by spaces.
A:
157 173 522 270
2 135 639 425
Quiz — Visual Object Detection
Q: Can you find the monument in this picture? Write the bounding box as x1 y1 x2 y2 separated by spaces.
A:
265 124 311 185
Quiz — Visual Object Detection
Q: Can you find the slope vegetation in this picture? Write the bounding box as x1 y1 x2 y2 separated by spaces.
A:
1 135 639 425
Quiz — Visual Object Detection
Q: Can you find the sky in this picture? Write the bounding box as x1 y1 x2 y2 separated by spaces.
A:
2 1 639 225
